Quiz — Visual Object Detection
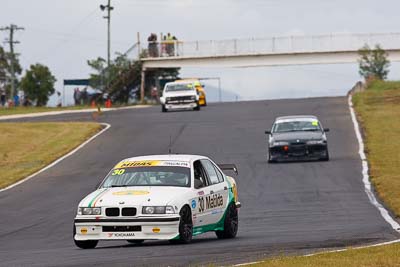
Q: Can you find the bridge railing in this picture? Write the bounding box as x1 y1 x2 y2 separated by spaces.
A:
142 33 400 59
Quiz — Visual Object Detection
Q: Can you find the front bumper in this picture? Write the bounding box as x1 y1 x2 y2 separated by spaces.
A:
74 216 180 241
269 144 328 160
165 102 197 110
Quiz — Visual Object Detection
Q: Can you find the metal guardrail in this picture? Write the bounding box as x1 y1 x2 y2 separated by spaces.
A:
142 33 400 59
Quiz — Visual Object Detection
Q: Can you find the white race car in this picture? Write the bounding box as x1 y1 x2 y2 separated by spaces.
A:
73 154 241 249
160 81 200 112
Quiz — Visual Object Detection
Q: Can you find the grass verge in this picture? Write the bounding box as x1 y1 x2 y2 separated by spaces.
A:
252 242 400 267
0 122 101 189
352 81 400 216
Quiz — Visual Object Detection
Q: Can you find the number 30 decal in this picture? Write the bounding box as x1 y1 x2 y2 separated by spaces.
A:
198 196 205 213
112 169 125 175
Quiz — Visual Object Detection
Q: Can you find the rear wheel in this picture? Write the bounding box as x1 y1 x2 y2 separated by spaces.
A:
215 203 238 239
170 205 193 244
73 225 98 249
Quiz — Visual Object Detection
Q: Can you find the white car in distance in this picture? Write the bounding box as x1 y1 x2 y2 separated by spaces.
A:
160 81 200 112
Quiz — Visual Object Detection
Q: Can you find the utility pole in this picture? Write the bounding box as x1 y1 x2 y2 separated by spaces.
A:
100 1 113 69
0 24 24 98
100 1 113 90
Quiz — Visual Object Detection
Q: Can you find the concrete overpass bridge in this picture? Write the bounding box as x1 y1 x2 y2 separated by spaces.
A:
137 32 400 100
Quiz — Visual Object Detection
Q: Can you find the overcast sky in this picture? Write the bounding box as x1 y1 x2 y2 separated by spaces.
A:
2 0 400 104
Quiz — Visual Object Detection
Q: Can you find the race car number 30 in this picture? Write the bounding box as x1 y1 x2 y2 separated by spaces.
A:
198 194 223 213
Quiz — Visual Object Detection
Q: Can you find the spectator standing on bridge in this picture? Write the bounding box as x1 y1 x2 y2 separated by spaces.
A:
166 33 174 56
147 33 158 57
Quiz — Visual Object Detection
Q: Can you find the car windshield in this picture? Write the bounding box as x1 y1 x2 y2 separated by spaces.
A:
100 166 191 188
272 120 322 133
165 83 195 92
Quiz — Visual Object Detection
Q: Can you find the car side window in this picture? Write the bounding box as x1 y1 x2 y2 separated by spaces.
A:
193 160 209 188
200 160 220 185
213 164 225 183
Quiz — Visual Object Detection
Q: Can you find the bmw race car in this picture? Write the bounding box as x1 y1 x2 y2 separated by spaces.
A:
265 115 330 162
73 155 240 249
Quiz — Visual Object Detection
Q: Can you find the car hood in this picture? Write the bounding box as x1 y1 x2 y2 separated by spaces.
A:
163 90 197 97
272 131 324 142
80 186 190 207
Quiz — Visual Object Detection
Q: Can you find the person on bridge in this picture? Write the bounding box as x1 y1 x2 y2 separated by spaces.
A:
147 33 158 57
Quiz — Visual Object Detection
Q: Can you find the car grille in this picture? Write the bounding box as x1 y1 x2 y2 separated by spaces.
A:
105 208 120 217
166 96 195 104
102 226 142 232
105 207 137 217
122 208 137 216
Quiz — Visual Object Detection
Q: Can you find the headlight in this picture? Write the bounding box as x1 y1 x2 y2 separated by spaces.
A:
142 206 175 214
79 207 101 215
307 140 325 145
271 141 289 146
166 97 171 101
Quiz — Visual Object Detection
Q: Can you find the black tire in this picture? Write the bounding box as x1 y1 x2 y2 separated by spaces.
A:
268 151 276 163
215 203 238 239
320 148 330 161
170 206 193 244
73 225 98 249
127 240 144 244
161 105 167 112
194 102 200 111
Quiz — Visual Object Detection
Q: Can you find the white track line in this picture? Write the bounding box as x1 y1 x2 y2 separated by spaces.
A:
229 95 400 267
0 105 149 121
0 123 111 193
348 94 400 232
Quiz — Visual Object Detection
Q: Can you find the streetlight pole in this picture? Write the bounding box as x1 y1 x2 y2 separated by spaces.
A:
100 1 113 88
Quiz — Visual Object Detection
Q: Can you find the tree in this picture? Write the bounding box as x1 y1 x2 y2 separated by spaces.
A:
358 44 390 80
0 46 8 83
20 64 56 106
0 45 22 94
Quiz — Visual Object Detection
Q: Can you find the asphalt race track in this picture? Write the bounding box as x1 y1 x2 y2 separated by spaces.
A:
0 97 398 266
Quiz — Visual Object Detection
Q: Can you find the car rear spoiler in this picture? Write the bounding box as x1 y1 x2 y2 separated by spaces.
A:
218 164 238 175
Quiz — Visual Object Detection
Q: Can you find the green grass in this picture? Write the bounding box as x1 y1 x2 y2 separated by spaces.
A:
353 82 400 216
0 122 102 189
253 242 400 267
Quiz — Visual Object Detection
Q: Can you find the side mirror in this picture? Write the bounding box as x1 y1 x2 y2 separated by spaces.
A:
201 84 205 88
265 130 271 135
324 128 330 132
194 179 203 189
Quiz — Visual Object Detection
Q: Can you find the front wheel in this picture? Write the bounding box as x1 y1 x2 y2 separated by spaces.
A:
73 225 98 249
161 105 167 112
320 148 330 161
194 102 200 111
170 206 193 244
268 151 276 163
215 203 238 239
